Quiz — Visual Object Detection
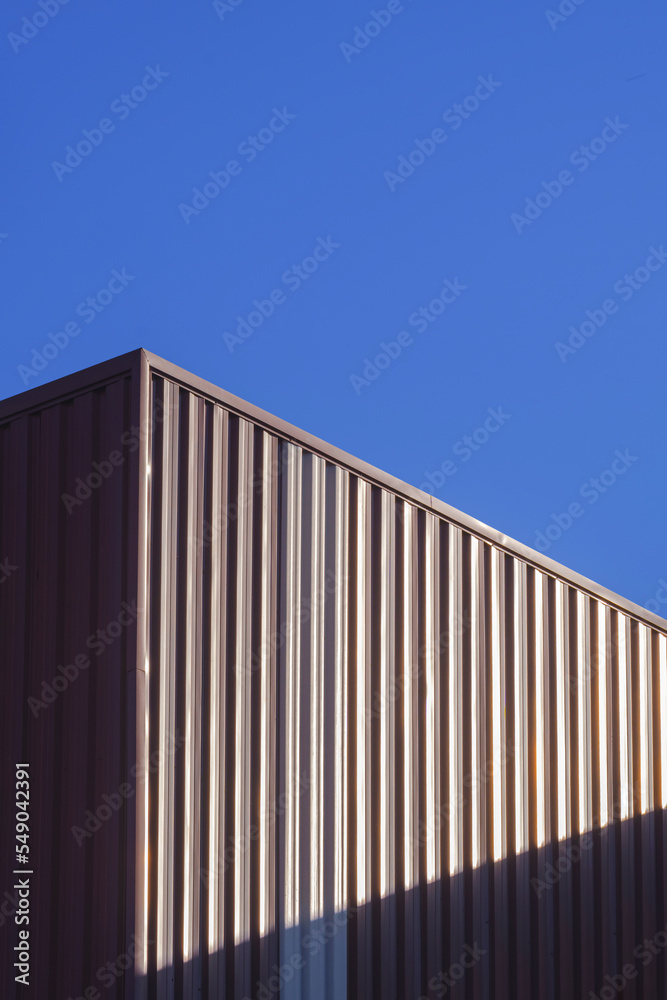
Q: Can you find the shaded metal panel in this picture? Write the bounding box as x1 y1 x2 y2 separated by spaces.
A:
0 359 143 1000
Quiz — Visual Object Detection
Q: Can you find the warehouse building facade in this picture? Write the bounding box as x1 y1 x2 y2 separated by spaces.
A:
1 349 666 999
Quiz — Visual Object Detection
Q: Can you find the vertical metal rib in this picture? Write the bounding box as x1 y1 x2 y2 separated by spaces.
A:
598 603 610 828
534 570 547 848
514 560 528 854
470 536 482 869
355 479 370 909
156 379 177 998
258 430 274 941
618 613 632 820
490 546 505 862
555 580 570 841
448 526 462 875
206 404 227 985
576 592 592 833
279 440 302 1000
639 624 653 814
380 491 396 900
402 502 416 894
300 452 326 997
329 464 348 1000
233 419 253 956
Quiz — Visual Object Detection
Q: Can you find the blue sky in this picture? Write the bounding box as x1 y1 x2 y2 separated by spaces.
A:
2 0 665 613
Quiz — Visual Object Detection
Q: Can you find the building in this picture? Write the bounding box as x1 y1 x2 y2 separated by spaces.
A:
1 348 666 1000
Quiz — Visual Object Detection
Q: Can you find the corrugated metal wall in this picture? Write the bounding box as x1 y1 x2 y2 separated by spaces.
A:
1 351 666 999
141 368 667 1000
0 356 142 1000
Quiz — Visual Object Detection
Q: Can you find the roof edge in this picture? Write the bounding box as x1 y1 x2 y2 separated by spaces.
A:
1 348 663 634
143 349 667 635
0 349 145 423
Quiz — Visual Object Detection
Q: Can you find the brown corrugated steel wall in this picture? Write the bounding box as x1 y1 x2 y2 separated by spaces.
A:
0 357 142 1000
139 368 667 1000
2 351 667 1000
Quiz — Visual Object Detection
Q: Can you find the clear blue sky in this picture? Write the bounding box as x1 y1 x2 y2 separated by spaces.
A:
2 0 665 614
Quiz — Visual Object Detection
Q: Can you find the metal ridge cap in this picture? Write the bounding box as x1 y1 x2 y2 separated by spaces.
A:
0 349 143 422
144 349 667 636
